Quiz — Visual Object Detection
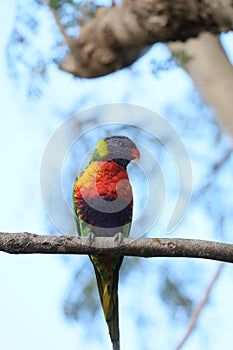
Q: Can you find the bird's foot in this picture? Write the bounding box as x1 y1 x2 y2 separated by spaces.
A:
113 232 124 246
86 232 96 246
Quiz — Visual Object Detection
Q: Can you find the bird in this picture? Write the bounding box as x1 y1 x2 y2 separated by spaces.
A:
73 135 140 350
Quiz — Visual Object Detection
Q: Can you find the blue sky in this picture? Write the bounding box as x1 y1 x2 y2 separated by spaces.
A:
0 3 80 349
0 2 233 350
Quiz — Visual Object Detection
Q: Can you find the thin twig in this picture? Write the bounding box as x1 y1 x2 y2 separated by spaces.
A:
192 147 232 201
0 233 233 263
44 0 74 48
175 263 224 350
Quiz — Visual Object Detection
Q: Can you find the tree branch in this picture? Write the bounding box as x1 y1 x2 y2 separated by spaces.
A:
175 263 224 350
58 0 233 78
0 233 232 263
44 0 74 48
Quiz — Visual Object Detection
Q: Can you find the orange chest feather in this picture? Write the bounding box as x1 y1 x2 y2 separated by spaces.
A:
74 160 132 201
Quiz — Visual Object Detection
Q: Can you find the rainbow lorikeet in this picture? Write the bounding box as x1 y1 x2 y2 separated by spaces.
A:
73 136 140 350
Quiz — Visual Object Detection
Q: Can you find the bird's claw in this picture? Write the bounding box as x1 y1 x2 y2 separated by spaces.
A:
113 232 124 246
86 232 96 246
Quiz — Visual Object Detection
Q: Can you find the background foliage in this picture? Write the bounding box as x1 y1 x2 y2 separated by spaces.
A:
2 1 233 349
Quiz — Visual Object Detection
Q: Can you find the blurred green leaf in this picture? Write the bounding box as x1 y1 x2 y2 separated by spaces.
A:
159 267 194 321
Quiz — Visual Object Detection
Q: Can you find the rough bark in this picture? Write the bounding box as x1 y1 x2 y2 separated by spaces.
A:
0 232 233 263
169 33 233 138
58 0 233 78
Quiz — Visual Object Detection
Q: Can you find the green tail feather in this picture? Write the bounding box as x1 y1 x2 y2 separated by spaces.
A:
90 256 123 350
112 340 120 350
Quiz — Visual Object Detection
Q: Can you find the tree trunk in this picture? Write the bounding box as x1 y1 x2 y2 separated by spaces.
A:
168 33 233 138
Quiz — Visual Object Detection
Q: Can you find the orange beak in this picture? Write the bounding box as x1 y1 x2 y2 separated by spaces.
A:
130 148 140 161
